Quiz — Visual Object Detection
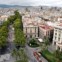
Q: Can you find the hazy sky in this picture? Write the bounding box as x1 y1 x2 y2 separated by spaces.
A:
0 0 62 7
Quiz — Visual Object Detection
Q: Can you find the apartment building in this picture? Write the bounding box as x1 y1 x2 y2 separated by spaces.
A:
23 15 38 38
23 23 38 38
0 15 8 25
39 24 53 39
53 23 62 51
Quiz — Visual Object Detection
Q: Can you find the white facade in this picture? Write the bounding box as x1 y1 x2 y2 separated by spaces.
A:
53 24 62 51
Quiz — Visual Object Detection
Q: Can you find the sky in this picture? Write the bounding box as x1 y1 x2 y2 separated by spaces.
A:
0 0 62 7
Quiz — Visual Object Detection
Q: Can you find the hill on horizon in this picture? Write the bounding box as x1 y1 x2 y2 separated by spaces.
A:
0 4 21 8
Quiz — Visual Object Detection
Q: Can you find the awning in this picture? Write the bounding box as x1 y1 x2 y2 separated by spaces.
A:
38 38 43 42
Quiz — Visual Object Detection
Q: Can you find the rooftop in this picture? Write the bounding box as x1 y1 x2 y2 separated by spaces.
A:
54 23 62 29
40 24 53 30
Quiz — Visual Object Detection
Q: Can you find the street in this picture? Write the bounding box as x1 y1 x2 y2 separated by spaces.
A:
25 45 48 62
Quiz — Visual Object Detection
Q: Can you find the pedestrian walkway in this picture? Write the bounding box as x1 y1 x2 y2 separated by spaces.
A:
0 53 11 62
7 25 15 43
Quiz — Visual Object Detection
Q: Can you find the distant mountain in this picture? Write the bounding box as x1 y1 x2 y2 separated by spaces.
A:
0 4 21 8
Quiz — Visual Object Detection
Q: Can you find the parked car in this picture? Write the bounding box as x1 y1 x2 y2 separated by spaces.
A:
33 52 42 62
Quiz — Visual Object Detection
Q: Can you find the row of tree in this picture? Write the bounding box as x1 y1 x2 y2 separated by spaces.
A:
0 11 18 50
0 10 28 62
0 20 10 50
6 10 25 48
11 11 28 62
13 11 25 48
14 26 26 48
12 48 28 62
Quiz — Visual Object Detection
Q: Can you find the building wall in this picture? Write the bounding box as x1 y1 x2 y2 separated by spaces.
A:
39 27 53 39
39 27 45 39
53 28 62 44
23 26 38 38
53 28 62 51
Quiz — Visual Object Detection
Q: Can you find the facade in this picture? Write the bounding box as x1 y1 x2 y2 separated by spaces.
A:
39 24 53 39
0 15 8 25
53 23 62 51
23 23 38 38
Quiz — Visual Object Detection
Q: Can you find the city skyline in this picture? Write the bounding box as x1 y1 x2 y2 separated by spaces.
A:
0 0 62 7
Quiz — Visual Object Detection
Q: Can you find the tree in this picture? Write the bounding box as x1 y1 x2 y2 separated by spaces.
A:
8 15 15 24
18 49 28 62
13 11 25 48
54 50 62 62
0 36 7 47
54 50 60 58
12 49 28 62
13 11 23 30
14 10 22 19
2 20 10 27
0 25 8 49
40 44 47 52
13 18 23 30
14 29 26 48
44 37 50 46
13 19 21 28
12 49 19 60
40 37 50 51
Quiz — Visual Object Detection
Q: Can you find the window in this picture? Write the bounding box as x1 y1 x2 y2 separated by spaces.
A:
55 33 57 35
30 35 32 38
35 27 36 33
30 29 32 33
59 34 61 37
26 28 27 33
55 29 57 32
58 37 60 41
35 34 37 37
57 46 60 51
54 42 56 45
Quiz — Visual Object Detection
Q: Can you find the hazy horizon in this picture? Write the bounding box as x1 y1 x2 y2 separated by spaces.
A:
0 0 62 7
